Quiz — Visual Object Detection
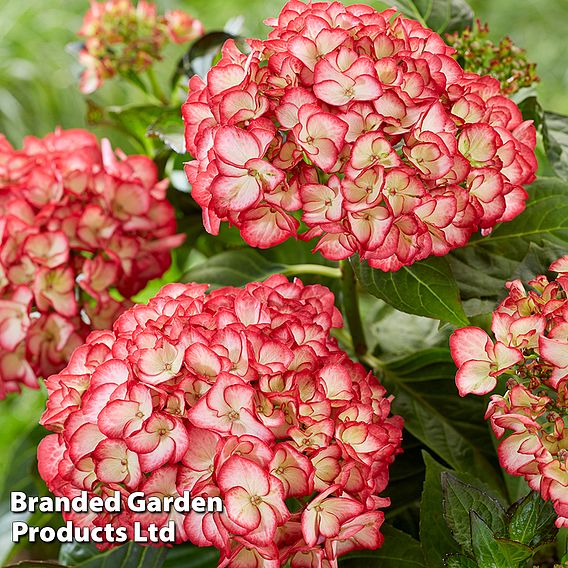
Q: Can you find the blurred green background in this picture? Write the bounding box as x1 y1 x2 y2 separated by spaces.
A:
1 0 567 146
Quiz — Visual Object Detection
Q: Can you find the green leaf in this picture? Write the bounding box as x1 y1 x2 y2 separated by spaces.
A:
59 542 99 565
559 528 568 563
383 434 426 519
448 177 568 304
361 295 448 358
6 563 65 568
59 542 167 568
517 95 543 129
374 0 473 33
470 513 532 568
4 510 63 566
382 350 502 492
147 108 185 154
181 249 286 288
543 111 568 178
420 452 460 567
106 104 165 153
181 31 237 79
445 555 478 568
0 424 47 502
502 473 530 506
164 544 219 567
339 524 426 566
442 473 506 555
507 491 557 547
0 424 49 565
354 256 469 326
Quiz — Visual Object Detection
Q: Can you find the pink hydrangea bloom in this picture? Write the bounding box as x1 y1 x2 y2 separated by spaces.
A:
450 256 568 528
38 276 403 564
183 0 537 271
0 129 184 397
78 0 204 93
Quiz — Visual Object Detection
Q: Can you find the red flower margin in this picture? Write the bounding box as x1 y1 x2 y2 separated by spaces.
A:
38 276 403 566
0 129 184 397
183 0 537 272
451 257 568 528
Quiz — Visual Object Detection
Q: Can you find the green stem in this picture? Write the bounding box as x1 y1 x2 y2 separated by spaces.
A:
282 264 342 279
146 67 169 105
362 353 382 370
340 259 368 359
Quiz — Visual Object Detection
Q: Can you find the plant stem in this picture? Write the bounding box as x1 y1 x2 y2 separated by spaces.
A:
361 353 382 370
340 259 368 359
282 264 342 279
146 67 168 105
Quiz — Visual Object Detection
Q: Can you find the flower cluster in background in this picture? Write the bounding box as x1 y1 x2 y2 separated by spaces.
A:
0 128 183 397
446 21 539 95
78 0 204 93
38 276 403 565
183 0 537 272
450 256 568 528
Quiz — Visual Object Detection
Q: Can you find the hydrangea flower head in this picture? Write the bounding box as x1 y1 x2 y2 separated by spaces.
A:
0 129 183 396
38 276 403 565
183 0 537 271
451 256 568 527
78 0 204 93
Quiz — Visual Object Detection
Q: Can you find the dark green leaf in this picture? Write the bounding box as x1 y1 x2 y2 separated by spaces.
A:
442 473 506 555
6 563 65 568
164 544 219 567
382 350 502 492
445 555 478 568
355 256 469 326
420 0 474 34
448 177 568 304
420 452 460 567
339 524 426 567
362 296 448 358
0 424 47 502
181 249 286 288
507 491 557 547
374 0 473 33
470 513 532 568
183 31 237 79
383 434 425 520
59 542 99 565
502 473 530 506
517 96 543 129
147 108 185 154
543 112 568 178
59 542 167 568
0 424 50 565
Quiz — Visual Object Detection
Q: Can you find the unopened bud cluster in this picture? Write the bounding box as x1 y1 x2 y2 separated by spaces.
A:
78 0 204 93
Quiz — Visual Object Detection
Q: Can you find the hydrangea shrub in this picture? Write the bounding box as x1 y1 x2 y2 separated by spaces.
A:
38 276 403 565
183 0 537 271
0 129 183 396
1 0 565 565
